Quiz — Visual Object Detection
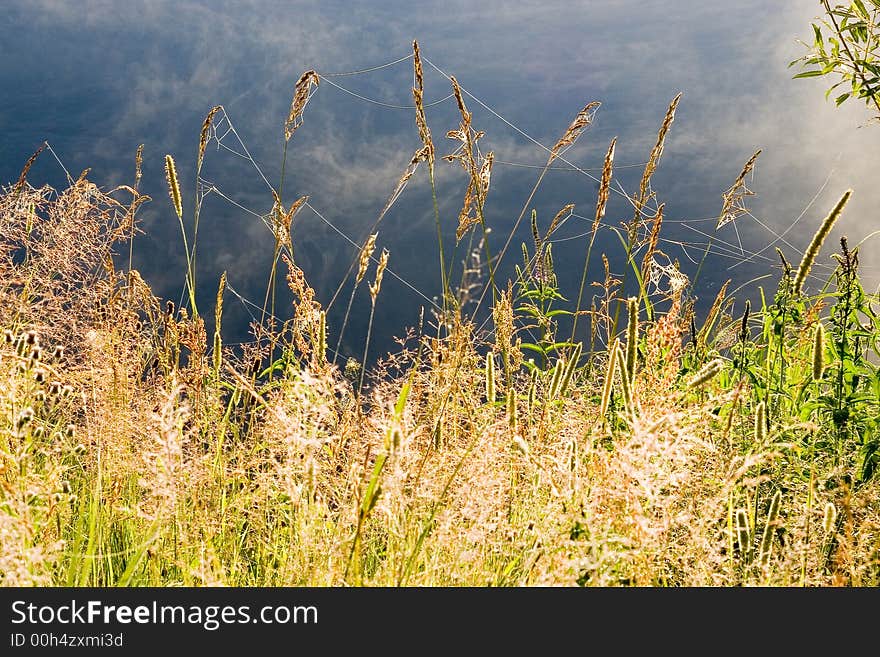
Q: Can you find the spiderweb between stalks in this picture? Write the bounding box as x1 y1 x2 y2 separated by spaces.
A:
43 49 861 353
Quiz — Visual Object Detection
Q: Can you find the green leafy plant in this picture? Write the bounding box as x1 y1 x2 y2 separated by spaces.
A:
791 0 880 119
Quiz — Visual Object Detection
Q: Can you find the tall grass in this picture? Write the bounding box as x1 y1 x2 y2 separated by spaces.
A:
1 58 878 587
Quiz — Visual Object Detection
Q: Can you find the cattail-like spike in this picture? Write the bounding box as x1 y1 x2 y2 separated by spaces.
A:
735 508 752 563
754 401 767 444
823 502 837 534
793 189 852 295
548 357 565 400
357 233 378 285
164 154 183 219
527 366 538 418
759 490 782 567
687 358 724 389
740 299 751 342
615 346 634 415
812 323 825 381
625 296 638 384
485 351 496 404
507 390 517 432
599 338 620 421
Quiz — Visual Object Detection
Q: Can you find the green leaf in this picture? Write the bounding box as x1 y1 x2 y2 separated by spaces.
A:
853 0 870 20
793 70 826 78
835 92 851 105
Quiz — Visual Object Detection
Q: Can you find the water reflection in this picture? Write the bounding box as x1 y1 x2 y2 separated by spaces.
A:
3 0 879 360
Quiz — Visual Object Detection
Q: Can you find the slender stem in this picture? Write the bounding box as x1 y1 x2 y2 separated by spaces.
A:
692 232 716 293
333 283 360 366
358 300 378 397
570 230 599 344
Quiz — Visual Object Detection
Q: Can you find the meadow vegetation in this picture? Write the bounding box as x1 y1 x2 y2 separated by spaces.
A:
2 35 879 586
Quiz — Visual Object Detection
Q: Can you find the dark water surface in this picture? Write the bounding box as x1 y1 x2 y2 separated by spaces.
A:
2 1 879 361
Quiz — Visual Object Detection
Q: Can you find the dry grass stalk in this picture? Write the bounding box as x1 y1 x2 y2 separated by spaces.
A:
594 138 617 233
549 101 601 163
13 143 46 198
285 70 320 142
197 105 223 172
599 338 620 422
640 203 665 283
632 93 682 233
718 149 762 229
698 279 730 346
134 144 144 191
357 233 378 284
379 146 429 223
369 248 389 302
812 323 825 381
412 40 435 173
546 203 575 242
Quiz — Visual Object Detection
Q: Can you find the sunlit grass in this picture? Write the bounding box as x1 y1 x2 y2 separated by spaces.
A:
1 47 879 586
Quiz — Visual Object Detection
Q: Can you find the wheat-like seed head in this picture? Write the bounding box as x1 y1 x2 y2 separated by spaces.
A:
369 248 389 301
13 143 46 198
164 154 182 219
197 105 222 172
545 203 575 243
718 149 762 229
478 151 494 198
412 40 435 172
134 143 144 190
632 93 681 231
357 233 378 284
594 137 617 234
285 70 320 142
449 75 470 124
550 101 601 163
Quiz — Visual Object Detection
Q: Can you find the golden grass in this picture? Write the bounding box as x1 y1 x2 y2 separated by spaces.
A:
2 71 878 589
